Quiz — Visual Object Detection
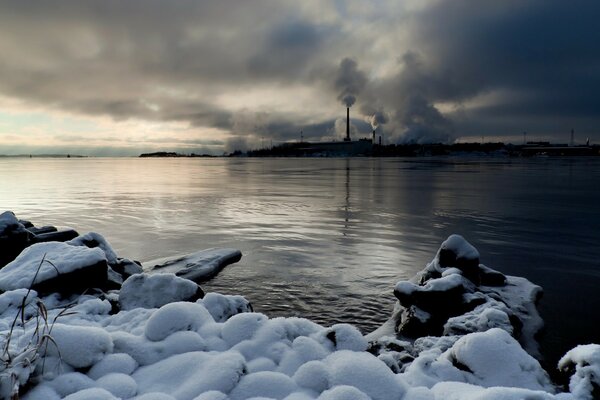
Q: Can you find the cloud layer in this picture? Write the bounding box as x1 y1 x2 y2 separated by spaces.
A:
0 0 599 154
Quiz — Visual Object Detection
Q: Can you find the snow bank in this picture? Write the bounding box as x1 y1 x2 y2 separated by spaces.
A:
1 227 597 400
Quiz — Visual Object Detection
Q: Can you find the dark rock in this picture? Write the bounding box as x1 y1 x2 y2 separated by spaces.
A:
394 279 470 315
32 259 109 296
478 265 507 287
396 305 443 338
32 229 79 244
27 226 58 235
111 258 144 279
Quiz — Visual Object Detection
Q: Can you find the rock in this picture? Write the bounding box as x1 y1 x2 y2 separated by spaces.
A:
478 264 507 286
27 225 58 235
146 248 242 283
436 234 480 283
111 258 144 279
0 242 108 295
0 211 32 267
31 229 79 244
394 274 474 315
119 273 204 311
67 232 118 265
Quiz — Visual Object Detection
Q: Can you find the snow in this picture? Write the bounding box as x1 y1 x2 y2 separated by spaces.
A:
1 226 597 400
42 323 114 368
119 273 201 311
0 210 25 235
558 344 600 400
439 234 479 261
67 232 119 265
0 242 106 291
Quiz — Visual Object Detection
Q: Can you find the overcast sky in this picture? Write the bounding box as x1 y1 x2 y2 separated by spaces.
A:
0 0 599 155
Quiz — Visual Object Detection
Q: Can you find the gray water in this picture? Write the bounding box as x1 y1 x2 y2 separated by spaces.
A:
1 156 599 369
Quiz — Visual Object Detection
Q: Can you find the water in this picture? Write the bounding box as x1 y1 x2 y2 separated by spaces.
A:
1 156 600 369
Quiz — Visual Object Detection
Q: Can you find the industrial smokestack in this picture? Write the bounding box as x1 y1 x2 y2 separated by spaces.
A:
372 129 376 143
345 107 350 142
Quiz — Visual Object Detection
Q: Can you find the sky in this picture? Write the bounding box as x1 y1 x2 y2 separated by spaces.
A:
0 0 599 156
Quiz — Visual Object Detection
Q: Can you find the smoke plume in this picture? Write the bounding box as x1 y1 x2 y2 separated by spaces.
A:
334 58 367 107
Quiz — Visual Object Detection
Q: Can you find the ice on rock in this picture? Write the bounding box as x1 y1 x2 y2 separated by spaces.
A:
229 371 299 400
96 372 138 398
201 292 253 322
88 353 139 380
558 344 600 400
144 302 213 341
67 232 119 265
120 273 203 311
44 323 113 369
0 242 107 292
133 351 246 399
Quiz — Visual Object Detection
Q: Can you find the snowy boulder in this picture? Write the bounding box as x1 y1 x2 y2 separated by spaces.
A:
146 248 242 283
437 234 480 272
393 274 480 338
324 350 407 400
67 232 119 265
0 242 108 295
403 329 553 392
132 351 246 399
201 292 253 322
144 302 214 341
0 211 31 267
42 324 114 369
119 273 204 311
558 344 600 400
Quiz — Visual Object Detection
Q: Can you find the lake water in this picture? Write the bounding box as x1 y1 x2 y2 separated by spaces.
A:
1 156 599 370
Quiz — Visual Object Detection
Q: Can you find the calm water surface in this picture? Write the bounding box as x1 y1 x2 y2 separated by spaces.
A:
1 157 599 368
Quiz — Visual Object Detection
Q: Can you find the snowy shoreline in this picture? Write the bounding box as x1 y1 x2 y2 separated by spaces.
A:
0 211 599 399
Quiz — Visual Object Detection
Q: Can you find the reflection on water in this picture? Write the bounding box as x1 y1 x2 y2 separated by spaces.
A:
1 156 600 368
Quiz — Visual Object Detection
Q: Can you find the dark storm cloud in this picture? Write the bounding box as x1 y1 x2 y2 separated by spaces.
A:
394 0 600 140
1 0 599 149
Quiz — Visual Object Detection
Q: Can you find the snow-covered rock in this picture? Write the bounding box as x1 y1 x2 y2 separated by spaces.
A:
119 273 204 311
1 223 597 400
146 248 242 283
0 242 108 294
558 344 600 400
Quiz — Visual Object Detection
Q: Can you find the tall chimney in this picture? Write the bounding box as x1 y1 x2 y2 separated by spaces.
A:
372 129 376 143
345 107 350 142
